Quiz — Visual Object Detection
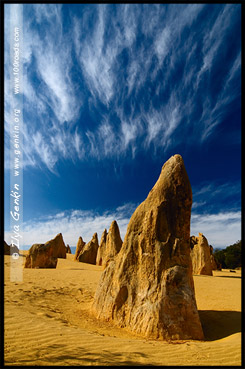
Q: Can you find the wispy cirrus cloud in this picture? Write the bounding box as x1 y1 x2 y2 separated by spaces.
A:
193 181 241 202
4 203 137 247
77 4 239 161
74 6 118 106
4 4 241 172
4 201 240 249
192 181 241 216
5 3 85 171
191 211 241 248
190 180 241 247
23 4 81 125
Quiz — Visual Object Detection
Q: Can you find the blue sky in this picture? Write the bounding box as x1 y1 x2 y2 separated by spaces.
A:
4 4 241 249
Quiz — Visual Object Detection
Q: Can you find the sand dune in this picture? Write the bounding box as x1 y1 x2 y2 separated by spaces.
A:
4 253 241 366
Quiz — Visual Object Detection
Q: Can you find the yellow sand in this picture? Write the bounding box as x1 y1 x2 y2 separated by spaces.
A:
4 252 241 366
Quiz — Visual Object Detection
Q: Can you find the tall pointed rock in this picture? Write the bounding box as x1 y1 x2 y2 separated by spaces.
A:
96 229 108 266
74 236 86 261
92 155 204 340
78 233 99 265
190 233 213 275
103 220 123 267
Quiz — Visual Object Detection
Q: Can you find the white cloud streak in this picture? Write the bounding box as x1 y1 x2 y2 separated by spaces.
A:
24 4 80 125
4 4 240 172
4 204 136 247
192 181 241 202
33 132 58 172
4 204 240 250
191 211 241 248
74 6 117 106
191 181 241 247
4 4 86 172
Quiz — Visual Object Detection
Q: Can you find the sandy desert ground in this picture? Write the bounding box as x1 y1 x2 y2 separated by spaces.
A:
4 252 242 366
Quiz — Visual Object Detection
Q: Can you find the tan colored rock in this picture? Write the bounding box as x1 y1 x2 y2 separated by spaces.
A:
190 233 213 275
25 233 66 268
92 154 204 340
74 236 86 261
78 233 99 265
210 245 221 270
96 229 108 266
66 244 72 254
103 221 123 267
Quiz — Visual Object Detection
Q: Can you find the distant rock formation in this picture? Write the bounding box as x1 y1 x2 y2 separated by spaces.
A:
103 221 123 267
78 233 99 265
190 233 213 275
96 223 123 267
24 233 66 268
4 241 19 255
96 229 108 266
210 245 222 270
74 236 86 261
66 244 72 254
92 154 204 340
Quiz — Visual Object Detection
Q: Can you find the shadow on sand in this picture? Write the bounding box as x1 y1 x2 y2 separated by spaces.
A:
198 310 241 341
11 345 154 366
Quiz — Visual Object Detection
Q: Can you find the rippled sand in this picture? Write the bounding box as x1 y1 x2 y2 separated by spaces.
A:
4 253 241 366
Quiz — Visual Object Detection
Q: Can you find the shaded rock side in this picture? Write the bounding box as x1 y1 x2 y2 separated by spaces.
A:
103 221 123 267
78 233 99 265
74 237 86 261
66 244 72 254
210 245 221 270
4 241 19 255
25 233 67 268
96 229 108 266
92 154 204 341
190 233 213 275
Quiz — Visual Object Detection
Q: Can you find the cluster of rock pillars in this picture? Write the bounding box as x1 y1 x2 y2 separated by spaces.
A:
6 155 222 340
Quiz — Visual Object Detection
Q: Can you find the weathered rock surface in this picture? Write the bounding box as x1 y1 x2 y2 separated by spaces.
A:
25 233 66 268
66 244 72 254
92 154 204 340
210 245 221 270
78 233 99 265
96 229 108 266
103 221 123 267
4 241 19 255
74 237 86 261
190 233 213 276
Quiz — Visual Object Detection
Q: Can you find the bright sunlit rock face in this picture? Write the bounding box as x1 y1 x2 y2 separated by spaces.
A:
190 233 213 275
96 229 108 266
92 155 204 340
24 233 66 268
78 233 99 265
74 236 86 261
